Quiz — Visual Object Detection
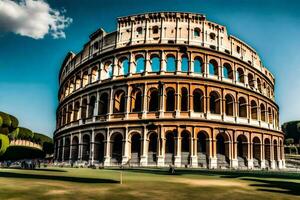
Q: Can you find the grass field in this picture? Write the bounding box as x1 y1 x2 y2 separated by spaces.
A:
0 167 299 200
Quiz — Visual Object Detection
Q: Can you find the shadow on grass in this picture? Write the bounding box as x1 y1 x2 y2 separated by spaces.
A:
0 171 118 184
8 168 67 173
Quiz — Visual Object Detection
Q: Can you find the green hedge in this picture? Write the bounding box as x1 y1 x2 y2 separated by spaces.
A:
0 112 11 127
33 132 52 145
0 134 9 156
0 146 45 160
9 114 19 130
17 127 34 140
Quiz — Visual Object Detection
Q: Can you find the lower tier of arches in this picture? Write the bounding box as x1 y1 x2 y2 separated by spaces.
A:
54 122 285 169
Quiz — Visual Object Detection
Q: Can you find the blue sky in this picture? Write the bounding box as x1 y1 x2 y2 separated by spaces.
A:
0 0 299 137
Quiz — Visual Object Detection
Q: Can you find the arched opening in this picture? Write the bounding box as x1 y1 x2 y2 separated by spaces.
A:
237 135 248 167
260 104 266 122
268 107 273 124
82 71 89 87
216 133 230 168
136 56 145 73
130 133 141 165
251 100 258 120
257 78 262 93
71 136 79 161
181 131 191 166
181 55 189 72
193 89 204 112
236 68 244 83
165 131 175 165
197 131 208 167
209 59 218 76
82 134 90 161
94 134 104 163
166 88 175 111
131 89 142 112
69 81 74 94
248 73 255 89
104 61 113 79
99 93 109 115
181 87 188 111
264 138 271 168
210 91 221 114
253 137 261 167
75 76 81 90
64 138 70 161
223 63 233 79
67 104 73 123
88 96 96 118
81 99 87 120
166 55 176 72
194 28 200 37
152 26 159 34
91 67 98 82
73 101 80 121
193 57 203 74
148 132 158 164
274 140 278 163
119 57 129 75
225 94 234 116
150 55 160 72
111 133 123 164
62 108 67 125
149 88 159 112
114 90 126 113
238 97 247 118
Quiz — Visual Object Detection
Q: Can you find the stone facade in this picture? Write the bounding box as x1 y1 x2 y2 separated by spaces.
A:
54 12 285 169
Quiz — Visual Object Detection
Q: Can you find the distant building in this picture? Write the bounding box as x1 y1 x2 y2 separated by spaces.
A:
54 12 285 169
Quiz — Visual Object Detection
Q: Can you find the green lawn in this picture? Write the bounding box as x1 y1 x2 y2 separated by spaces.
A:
0 167 299 200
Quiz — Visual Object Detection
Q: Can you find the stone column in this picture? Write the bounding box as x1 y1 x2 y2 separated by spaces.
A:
191 135 198 167
104 132 111 166
174 136 181 167
230 139 238 169
90 130 95 165
122 128 129 165
69 135 73 163
157 131 165 167
78 132 82 162
125 86 131 119
108 87 114 120
61 138 65 162
145 51 151 74
140 132 148 166
175 83 180 117
247 141 254 169
142 84 148 118
270 143 276 169
160 51 166 74
260 142 266 169
208 138 217 169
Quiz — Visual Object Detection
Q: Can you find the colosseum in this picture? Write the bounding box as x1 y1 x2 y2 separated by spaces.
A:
54 12 285 169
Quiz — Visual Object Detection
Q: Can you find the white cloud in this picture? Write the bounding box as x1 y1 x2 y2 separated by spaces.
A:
0 0 72 39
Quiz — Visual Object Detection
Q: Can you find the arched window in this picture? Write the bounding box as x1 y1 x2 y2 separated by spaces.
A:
150 55 160 72
194 28 200 37
120 58 129 75
223 63 233 79
88 96 96 118
136 56 145 73
73 102 80 121
131 89 142 112
257 78 262 93
181 87 188 111
91 67 98 82
181 56 189 72
260 104 266 122
166 55 176 72
114 90 126 113
268 107 273 124
248 73 254 89
99 93 109 115
67 104 73 123
75 76 81 90
166 88 175 111
104 61 113 79
238 97 247 118
193 89 204 112
81 99 87 120
209 32 216 40
69 81 74 94
152 26 159 34
193 57 203 74
251 100 258 120
149 89 159 112
82 134 90 161
210 91 221 114
209 59 218 76
82 71 88 87
236 68 244 83
225 94 234 116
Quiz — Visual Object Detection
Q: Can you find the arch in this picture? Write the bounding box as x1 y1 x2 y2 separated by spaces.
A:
136 56 145 73
91 67 98 82
194 27 200 37
111 133 123 164
268 107 273 124
165 131 175 165
264 138 271 167
82 134 90 161
237 134 248 167
223 63 233 79
166 87 175 111
103 61 113 79
216 132 230 167
152 26 159 34
209 59 218 76
75 76 81 90
253 137 261 166
238 97 247 118
82 71 89 87
73 101 80 121
193 57 203 74
197 131 208 153
131 88 142 112
119 57 129 75
274 139 278 161
99 93 109 115
88 96 96 118
67 104 73 123
166 55 176 72
260 104 266 122
210 91 221 114
69 81 74 94
181 131 191 165
193 89 204 112
225 94 234 116
248 73 255 89
236 68 244 83
62 108 67 125
150 55 160 72
130 133 141 165
114 90 126 113
148 132 158 164
257 78 262 92
63 138 70 161
71 136 79 161
181 55 189 72
149 88 159 112
94 133 105 163
251 100 258 120
181 87 188 111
